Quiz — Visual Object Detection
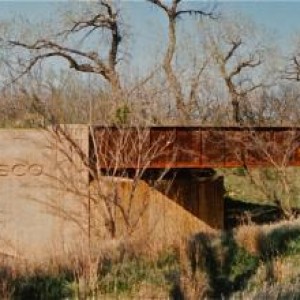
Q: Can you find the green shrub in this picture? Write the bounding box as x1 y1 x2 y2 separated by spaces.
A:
228 246 259 288
115 104 130 125
259 225 300 260
13 273 73 300
98 251 179 296
187 232 259 298
286 235 300 256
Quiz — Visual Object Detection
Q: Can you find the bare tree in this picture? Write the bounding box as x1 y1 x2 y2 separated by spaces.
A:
4 1 123 95
284 37 300 82
1 0 219 124
205 17 265 124
146 0 216 122
21 87 176 242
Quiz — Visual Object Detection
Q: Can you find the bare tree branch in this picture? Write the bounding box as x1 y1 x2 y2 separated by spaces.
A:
284 56 300 81
189 59 208 103
229 56 261 79
175 9 216 19
6 1 122 92
147 0 217 122
224 39 242 62
147 0 169 14
209 29 264 124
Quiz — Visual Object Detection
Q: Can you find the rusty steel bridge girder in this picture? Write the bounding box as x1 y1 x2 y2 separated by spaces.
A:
93 126 300 170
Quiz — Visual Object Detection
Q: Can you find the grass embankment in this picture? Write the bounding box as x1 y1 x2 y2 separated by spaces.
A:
221 167 300 208
220 167 300 228
0 219 299 299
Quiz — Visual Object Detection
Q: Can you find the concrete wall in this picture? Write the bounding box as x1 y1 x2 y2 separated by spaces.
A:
0 126 89 259
152 172 225 229
89 178 215 254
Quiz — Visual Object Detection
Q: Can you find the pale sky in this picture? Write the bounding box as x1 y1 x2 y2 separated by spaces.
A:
1 1 300 43
1 1 300 79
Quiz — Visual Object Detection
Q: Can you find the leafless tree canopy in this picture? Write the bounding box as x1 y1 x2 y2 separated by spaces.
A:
6 1 122 93
0 0 300 126
205 17 266 124
146 0 217 122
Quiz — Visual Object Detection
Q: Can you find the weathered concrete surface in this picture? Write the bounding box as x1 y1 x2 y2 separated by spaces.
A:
89 178 215 254
0 126 89 259
0 125 221 260
149 171 225 229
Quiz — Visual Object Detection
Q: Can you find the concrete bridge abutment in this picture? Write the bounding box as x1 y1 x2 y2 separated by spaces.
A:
142 168 225 230
0 126 226 260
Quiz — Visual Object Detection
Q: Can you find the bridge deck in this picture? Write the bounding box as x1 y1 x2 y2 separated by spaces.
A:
93 126 300 169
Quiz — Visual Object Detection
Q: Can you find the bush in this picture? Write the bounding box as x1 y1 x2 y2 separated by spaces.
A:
13 273 73 300
285 235 300 256
186 232 259 298
98 250 179 296
258 225 300 260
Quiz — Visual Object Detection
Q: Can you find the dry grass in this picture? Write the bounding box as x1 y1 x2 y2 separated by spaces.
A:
0 217 299 299
234 223 263 255
178 245 211 300
235 218 300 255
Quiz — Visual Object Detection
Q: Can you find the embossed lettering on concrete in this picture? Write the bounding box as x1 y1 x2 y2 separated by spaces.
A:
0 164 43 176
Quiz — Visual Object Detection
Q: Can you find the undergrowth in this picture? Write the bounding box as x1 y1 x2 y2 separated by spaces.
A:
0 220 299 299
0 249 180 299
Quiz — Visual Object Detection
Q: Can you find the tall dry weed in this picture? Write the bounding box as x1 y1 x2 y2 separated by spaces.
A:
235 224 263 255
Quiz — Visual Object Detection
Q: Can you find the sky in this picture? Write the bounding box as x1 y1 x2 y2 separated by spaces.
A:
0 1 300 35
1 1 300 44
0 1 300 81
224 1 300 41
